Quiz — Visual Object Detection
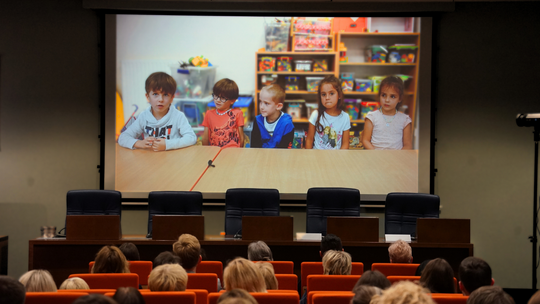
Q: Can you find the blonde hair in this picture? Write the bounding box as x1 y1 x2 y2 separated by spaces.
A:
59 277 90 290
217 289 258 304
371 281 434 304
256 262 278 290
388 240 412 263
352 285 383 304
261 84 286 105
19 269 57 292
322 250 352 275
224 257 266 292
172 234 201 270
91 245 130 274
148 263 188 291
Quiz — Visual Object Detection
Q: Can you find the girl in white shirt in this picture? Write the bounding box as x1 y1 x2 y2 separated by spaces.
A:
362 76 412 150
306 75 351 149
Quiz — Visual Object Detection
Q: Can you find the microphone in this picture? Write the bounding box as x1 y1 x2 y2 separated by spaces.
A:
208 160 215 167
233 228 242 239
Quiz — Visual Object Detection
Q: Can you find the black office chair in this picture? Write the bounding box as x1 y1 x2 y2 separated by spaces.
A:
64 190 122 234
306 187 361 235
384 192 440 237
147 191 203 238
224 188 280 236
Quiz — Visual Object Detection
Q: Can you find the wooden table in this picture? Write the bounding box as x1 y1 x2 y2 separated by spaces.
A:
194 148 418 200
29 236 471 286
115 144 221 197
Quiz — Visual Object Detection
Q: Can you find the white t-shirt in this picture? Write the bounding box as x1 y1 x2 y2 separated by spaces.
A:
309 110 351 150
366 110 412 150
264 111 284 136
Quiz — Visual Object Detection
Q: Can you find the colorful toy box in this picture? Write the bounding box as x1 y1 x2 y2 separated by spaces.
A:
174 96 212 127
360 101 379 120
313 59 328 72
355 79 372 92
340 72 355 92
368 76 386 93
306 76 324 92
366 45 388 63
344 99 361 120
259 57 276 72
261 74 278 86
285 99 305 120
285 76 300 91
294 19 332 35
294 35 330 51
277 57 293 71
265 20 291 52
389 45 418 63
294 60 312 72
171 66 217 99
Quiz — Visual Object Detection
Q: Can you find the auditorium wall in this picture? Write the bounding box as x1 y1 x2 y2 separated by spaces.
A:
0 0 538 289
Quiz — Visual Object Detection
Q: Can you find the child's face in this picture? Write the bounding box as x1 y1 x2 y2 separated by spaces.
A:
259 89 283 118
213 94 235 112
379 86 401 115
146 89 174 117
320 83 339 111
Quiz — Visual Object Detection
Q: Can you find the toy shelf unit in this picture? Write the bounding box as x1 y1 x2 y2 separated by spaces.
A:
290 17 335 52
336 32 420 128
255 51 339 123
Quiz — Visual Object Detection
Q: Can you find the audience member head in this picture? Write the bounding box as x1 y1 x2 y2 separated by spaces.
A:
388 240 413 263
322 250 352 275
372 281 434 304
217 289 258 304
528 289 540 304
353 270 391 290
92 245 130 274
113 287 146 304
18 269 57 292
415 259 432 276
458 257 494 296
0 275 26 304
247 241 273 261
153 251 181 268
419 258 455 293
256 262 278 290
467 286 514 304
172 234 201 271
148 263 188 291
320 234 343 258
119 243 140 261
223 257 266 292
352 285 383 304
72 294 118 304
59 277 90 290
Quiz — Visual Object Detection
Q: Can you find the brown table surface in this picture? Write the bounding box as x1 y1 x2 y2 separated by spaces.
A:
29 235 472 287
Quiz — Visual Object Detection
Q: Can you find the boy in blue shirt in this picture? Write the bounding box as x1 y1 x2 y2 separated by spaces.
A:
251 84 294 148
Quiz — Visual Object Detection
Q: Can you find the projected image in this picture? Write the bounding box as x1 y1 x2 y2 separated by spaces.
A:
113 15 422 198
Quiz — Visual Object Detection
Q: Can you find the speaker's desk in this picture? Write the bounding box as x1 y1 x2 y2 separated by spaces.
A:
29 236 472 286
116 143 418 200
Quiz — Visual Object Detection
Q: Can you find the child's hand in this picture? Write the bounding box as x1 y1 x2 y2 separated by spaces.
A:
134 137 156 149
152 138 166 151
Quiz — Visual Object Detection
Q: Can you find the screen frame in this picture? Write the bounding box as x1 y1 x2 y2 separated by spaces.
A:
103 12 433 202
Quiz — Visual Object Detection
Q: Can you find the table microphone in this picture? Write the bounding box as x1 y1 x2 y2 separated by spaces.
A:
208 160 215 167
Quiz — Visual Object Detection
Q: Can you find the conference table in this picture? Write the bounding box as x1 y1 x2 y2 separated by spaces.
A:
29 236 473 287
115 144 419 199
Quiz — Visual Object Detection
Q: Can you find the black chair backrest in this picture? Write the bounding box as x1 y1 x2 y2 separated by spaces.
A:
147 191 203 237
384 192 440 237
224 188 280 236
66 190 122 216
306 187 360 235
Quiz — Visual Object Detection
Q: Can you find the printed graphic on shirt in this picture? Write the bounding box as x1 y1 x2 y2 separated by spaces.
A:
210 111 240 147
144 125 173 139
316 125 342 148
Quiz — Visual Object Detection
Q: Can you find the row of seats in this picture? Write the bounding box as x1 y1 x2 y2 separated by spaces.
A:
67 189 440 236
25 290 468 304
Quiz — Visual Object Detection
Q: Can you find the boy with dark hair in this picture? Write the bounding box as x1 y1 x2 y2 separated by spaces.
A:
251 84 294 148
153 251 181 268
320 233 343 259
0 276 26 304
118 72 196 151
458 256 495 295
202 78 244 148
